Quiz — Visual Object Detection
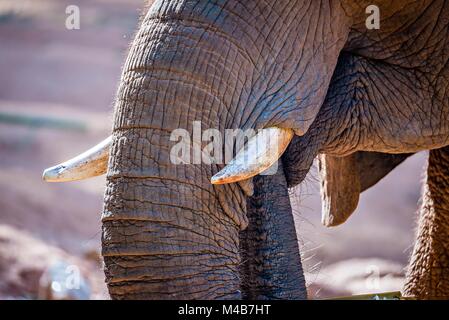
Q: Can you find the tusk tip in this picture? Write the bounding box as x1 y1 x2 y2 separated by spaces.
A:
42 165 66 182
210 127 294 185
210 170 243 185
41 135 112 183
210 175 224 185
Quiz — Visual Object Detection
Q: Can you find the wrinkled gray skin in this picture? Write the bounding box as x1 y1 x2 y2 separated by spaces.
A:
103 0 449 299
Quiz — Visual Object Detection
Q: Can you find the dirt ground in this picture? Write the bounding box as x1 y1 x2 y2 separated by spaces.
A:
0 0 427 299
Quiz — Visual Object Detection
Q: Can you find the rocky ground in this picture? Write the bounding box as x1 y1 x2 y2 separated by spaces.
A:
0 0 426 299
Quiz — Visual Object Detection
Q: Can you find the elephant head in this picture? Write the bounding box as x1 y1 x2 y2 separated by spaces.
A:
43 0 449 299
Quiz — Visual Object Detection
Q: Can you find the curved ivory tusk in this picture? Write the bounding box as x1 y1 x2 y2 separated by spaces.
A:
211 127 293 185
43 136 112 182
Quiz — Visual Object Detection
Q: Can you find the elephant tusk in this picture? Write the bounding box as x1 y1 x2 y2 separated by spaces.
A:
42 136 112 182
211 127 293 185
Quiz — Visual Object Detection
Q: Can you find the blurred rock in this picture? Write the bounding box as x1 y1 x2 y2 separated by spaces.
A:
0 224 106 299
38 260 91 300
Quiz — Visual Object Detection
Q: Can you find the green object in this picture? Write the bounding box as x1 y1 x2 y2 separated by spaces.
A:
327 291 404 300
0 112 87 132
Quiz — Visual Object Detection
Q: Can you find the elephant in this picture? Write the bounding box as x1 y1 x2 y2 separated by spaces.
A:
43 0 449 299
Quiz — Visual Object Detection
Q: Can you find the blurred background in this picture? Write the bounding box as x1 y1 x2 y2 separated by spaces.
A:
0 0 426 299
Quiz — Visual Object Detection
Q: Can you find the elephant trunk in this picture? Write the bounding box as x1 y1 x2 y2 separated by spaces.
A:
101 5 251 299
102 171 242 299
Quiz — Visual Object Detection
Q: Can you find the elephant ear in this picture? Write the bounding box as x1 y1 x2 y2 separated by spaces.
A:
319 151 413 227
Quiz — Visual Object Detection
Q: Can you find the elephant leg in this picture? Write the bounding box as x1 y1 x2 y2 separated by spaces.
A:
240 161 306 300
404 145 449 298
